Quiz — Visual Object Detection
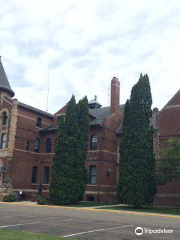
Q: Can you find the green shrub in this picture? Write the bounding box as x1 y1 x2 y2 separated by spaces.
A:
37 196 48 205
2 194 16 202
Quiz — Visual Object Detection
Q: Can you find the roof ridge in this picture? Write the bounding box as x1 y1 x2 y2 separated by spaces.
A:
160 89 180 112
18 101 54 118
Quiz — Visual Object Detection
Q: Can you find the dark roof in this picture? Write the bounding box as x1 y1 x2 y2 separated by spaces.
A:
89 104 125 126
39 124 57 133
0 57 15 97
18 102 54 118
116 117 154 136
40 104 125 132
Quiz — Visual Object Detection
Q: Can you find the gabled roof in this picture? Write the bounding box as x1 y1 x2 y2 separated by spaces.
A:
18 102 54 118
0 57 15 97
89 104 125 126
40 104 125 132
160 89 180 112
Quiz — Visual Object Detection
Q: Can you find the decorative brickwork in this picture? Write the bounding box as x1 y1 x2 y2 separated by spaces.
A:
1 58 180 206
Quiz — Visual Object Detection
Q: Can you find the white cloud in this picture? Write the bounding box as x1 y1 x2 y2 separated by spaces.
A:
0 0 180 113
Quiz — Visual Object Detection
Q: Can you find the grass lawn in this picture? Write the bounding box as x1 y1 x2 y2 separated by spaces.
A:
98 205 180 215
0 229 75 240
62 201 118 207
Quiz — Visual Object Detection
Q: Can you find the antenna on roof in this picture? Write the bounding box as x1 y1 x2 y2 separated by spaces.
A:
46 71 50 112
107 85 110 106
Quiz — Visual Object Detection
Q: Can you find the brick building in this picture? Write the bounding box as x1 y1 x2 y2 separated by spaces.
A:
0 57 180 205
0 57 124 202
153 90 180 207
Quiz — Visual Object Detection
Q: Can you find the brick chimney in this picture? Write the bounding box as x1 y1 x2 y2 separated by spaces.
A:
110 77 120 114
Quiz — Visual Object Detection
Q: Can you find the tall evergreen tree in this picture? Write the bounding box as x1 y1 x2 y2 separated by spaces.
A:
117 74 156 207
76 97 89 199
117 100 131 201
50 95 89 204
49 115 78 204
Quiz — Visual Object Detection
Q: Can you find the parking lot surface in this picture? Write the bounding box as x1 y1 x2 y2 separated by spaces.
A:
0 203 180 240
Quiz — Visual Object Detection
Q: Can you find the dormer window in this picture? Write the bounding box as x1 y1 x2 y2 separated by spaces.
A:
36 117 42 128
2 112 8 126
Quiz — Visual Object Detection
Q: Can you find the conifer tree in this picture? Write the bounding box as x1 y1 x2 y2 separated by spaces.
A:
117 100 131 200
50 95 89 204
49 115 78 204
117 74 156 207
76 97 89 199
50 96 80 204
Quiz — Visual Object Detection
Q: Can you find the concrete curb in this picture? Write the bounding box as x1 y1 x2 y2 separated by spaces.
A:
1 202 180 220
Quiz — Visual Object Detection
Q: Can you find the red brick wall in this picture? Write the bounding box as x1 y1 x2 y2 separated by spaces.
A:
15 105 53 152
84 109 122 202
9 150 52 189
154 90 180 207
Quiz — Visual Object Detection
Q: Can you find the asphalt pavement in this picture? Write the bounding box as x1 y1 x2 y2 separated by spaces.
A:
0 202 179 240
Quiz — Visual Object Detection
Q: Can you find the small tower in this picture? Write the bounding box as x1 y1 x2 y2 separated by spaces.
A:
0 56 15 97
88 95 102 109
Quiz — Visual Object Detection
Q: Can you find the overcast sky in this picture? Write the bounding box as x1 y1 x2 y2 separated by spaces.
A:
1 0 180 113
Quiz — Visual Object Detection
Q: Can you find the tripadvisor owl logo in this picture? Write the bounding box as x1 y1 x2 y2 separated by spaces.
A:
135 227 143 235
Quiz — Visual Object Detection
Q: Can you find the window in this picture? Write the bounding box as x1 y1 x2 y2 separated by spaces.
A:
31 166 38 183
0 133 6 149
2 112 8 126
36 117 42 128
26 141 30 151
87 196 94 202
46 138 51 153
34 138 40 153
58 116 61 123
43 166 50 184
90 135 97 150
89 165 96 184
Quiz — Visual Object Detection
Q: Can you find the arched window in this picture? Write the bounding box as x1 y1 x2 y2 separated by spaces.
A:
46 138 51 153
89 165 96 184
43 166 50 184
36 117 42 128
2 112 8 126
34 138 40 153
31 166 38 183
90 135 97 150
0 133 6 149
